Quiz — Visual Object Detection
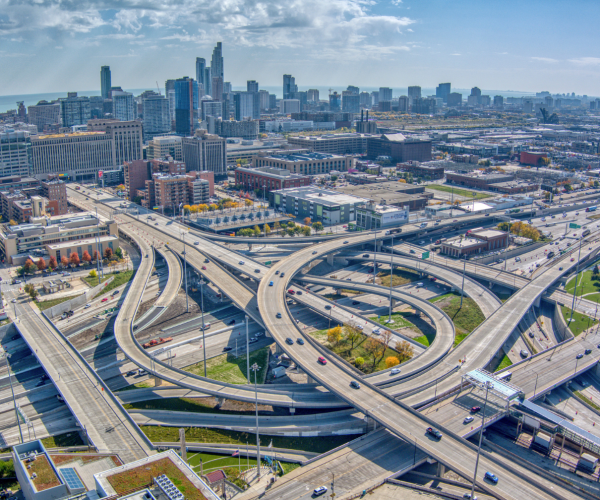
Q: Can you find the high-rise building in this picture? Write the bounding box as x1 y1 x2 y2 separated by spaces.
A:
87 119 143 166
412 97 436 115
27 101 60 132
329 92 341 112
182 129 227 176
408 86 421 104
165 79 176 95
346 86 360 95
435 83 451 103
0 130 31 177
342 92 360 113
211 42 224 80
397 96 409 112
283 75 298 100
147 136 183 161
41 179 68 215
101 66 111 99
247 80 259 93
112 91 136 121
379 87 393 102
269 94 277 109
447 93 462 107
371 91 379 106
195 58 206 92
201 100 222 121
471 87 482 97
204 67 212 96
234 92 259 120
223 82 232 94
143 94 171 141
174 77 199 137
494 95 504 109
211 76 224 101
259 90 270 110
359 92 371 108
59 92 91 128
307 89 320 102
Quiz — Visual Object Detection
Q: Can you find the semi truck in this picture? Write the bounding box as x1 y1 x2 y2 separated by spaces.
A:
142 337 173 349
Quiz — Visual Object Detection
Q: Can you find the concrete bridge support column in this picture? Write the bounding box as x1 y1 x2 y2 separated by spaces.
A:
533 294 541 308
327 254 335 266
288 407 296 415
436 462 446 477
307 374 318 384
274 343 284 355
153 376 164 386
489 282 493 289
248 244 252 251
365 416 377 432
376 241 383 252
216 397 226 406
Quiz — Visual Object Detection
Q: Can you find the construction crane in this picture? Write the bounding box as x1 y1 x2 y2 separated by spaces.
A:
328 88 333 96
156 81 161 95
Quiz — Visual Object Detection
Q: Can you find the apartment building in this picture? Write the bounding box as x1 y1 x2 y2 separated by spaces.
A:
147 135 183 161
182 129 227 176
0 130 32 177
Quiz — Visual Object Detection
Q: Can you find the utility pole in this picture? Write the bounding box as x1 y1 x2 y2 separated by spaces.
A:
200 280 207 377
470 381 491 500
373 233 377 282
251 362 261 478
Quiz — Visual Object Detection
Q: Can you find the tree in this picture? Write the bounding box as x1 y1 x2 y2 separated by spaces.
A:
69 252 80 266
245 199 253 207
286 227 296 237
24 259 36 274
9 219 17 226
61 255 69 268
273 221 280 234
253 225 261 236
104 247 113 260
396 340 414 363
303 217 312 226
264 223 271 235
132 196 143 204
327 326 343 345
114 247 123 259
312 221 324 233
364 337 386 370
183 204 191 215
36 257 47 271
301 226 311 236
593 264 599 277
354 357 365 368
82 251 92 265
344 322 365 350
89 269 97 278
198 204 209 213
24 283 38 300
386 356 400 368
48 256 58 270
92 250 100 262
117 184 126 192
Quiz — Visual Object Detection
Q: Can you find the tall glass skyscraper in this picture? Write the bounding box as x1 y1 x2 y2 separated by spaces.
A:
283 75 297 99
175 77 199 137
211 42 224 80
101 66 111 99
196 58 206 92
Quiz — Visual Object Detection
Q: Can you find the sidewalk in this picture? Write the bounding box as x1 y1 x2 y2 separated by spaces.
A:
235 467 278 500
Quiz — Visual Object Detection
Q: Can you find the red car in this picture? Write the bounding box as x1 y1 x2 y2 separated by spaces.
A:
101 297 108 302
318 356 327 365
202 266 207 270
288 289 295 295
570 258 575 262
471 406 481 413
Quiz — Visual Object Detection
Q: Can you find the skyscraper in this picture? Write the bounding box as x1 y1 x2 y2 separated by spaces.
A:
211 42 224 80
307 89 320 102
101 66 111 99
435 83 451 103
359 92 371 108
112 91 136 121
175 77 199 137
408 86 421 105
196 58 206 92
247 80 259 93
204 68 212 96
59 92 91 127
379 87 393 102
346 86 360 95
342 92 360 113
212 77 224 101
234 92 259 120
329 92 341 111
143 94 171 141
283 75 297 100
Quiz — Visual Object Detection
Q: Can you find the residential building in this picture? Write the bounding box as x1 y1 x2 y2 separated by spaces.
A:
288 133 372 155
279 99 301 114
201 100 223 121
213 118 259 140
342 92 360 113
0 130 31 177
355 201 409 230
100 66 111 99
112 91 135 121
283 74 298 100
436 83 451 103
41 178 68 215
480 95 491 107
187 170 214 197
142 94 171 141
397 96 409 112
367 133 432 163
252 151 354 174
196 57 207 92
59 92 91 128
235 92 260 120
308 89 320 102
441 229 509 257
153 174 190 212
175 77 199 136
211 76 224 101
27 101 60 132
235 166 310 193
494 95 504 109
259 90 270 110
182 129 227 176
329 92 341 111
347 86 359 95
269 186 368 225
447 92 462 107
187 173 211 204
147 135 183 161
211 42 224 79
379 87 393 102
408 86 421 104
247 80 259 93
204 67 212 96
124 159 151 199
412 97 436 115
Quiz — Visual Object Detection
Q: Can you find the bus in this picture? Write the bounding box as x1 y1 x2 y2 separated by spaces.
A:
582 229 591 237
586 206 597 212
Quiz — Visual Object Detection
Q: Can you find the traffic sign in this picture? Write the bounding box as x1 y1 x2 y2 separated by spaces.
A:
421 251 430 260
569 223 581 229
98 171 103 178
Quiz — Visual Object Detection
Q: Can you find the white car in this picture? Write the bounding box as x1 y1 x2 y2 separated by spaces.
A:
84 303 91 309
239 260 245 265
390 368 401 375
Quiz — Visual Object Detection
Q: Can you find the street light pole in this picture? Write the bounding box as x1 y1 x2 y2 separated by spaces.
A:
2 349 23 443
181 233 189 313
389 236 394 323
245 315 250 384
200 280 207 377
569 237 583 325
251 362 261 479
470 381 491 500
461 255 466 308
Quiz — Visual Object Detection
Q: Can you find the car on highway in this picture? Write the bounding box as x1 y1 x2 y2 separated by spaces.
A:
155 222 159 226
390 368 400 375
585 349 592 355
280 272 285 278
570 258 575 262
202 266 207 270
515 257 521 262
11 299 16 303
239 260 245 265
285 337 294 345
352 301 360 305
409 249 415 254
84 303 91 309
223 346 233 352
101 297 108 302
463 494 477 500
275 270 280 275
269 281 274 286
343 241 349 244
426 427 442 440
200 323 211 330
276 312 282 318
576 353 584 359
194 241 200 245
288 289 295 295
254 268 261 273
464 416 474 424
296 290 303 295
324 305 332 310
249 338 258 344
228 319 236 325
62 272 71 276
416 282 424 287
297 338 304 345
350 380 360 389
471 406 481 413
363 254 370 258
318 356 327 365
204 258 209 263
559 267 563 271
312 250 317 254
313 486 328 497
520 350 529 358
484 472 499 484
112 290 120 296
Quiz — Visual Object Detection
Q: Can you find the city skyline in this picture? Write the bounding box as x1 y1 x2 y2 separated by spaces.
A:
0 0 599 96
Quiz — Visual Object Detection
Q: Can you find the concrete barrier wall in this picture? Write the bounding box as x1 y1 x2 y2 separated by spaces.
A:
553 300 574 340
470 241 546 265
45 276 115 319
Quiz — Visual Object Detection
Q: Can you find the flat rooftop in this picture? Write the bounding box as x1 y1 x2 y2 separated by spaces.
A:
47 234 117 250
273 186 368 206
470 229 506 239
443 237 484 249
262 151 345 162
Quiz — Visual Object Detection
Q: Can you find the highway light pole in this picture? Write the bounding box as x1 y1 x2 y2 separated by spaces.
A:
245 315 250 384
373 233 377 282
1 348 22 443
389 236 394 323
461 255 466 308
199 279 207 377
251 362 261 479
181 232 189 313
470 381 492 500
569 237 583 325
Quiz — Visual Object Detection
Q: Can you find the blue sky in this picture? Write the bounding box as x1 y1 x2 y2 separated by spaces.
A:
0 0 599 96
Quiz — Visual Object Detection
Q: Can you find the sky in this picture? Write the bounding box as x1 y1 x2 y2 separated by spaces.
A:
1 0 599 97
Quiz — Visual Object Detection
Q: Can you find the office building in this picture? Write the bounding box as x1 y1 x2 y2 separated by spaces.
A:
412 97 436 115
290 91 308 108
147 135 183 161
100 66 111 99
247 80 259 93
196 57 206 92
447 92 462 107
494 95 504 109
288 133 371 155
397 96 409 112
182 129 227 176
367 133 432 163
0 130 31 177
279 99 301 114
252 151 353 174
27 101 60 132
165 79 176 95
308 89 320 102
88 119 143 166
436 83 451 103
142 94 171 141
377 87 391 102
441 229 508 257
360 92 372 108
342 92 360 113
269 185 367 225
235 92 259 120
346 86 360 95
211 76 224 101
213 118 259 140
408 86 421 104
204 67 212 96
283 74 298 99
355 201 409 230
112 91 135 121
175 77 199 136
371 91 379 106
480 95 491 107
471 87 482 97
59 92 91 128
201 100 223 120
211 42 224 79
337 182 431 211
329 92 341 112
259 90 270 110
235 165 311 193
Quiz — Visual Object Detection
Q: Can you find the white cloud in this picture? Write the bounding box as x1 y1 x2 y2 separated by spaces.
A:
531 57 559 63
451 53 461 56
569 57 600 66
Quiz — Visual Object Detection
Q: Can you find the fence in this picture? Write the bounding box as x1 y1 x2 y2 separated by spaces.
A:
45 276 115 319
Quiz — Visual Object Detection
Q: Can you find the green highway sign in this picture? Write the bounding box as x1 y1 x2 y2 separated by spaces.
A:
421 251 430 260
569 223 581 229
265 261 272 265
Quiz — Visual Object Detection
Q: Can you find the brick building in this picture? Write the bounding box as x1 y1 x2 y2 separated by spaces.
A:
397 160 444 180
40 179 68 215
235 166 310 193
520 151 548 166
441 229 509 257
252 151 354 175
